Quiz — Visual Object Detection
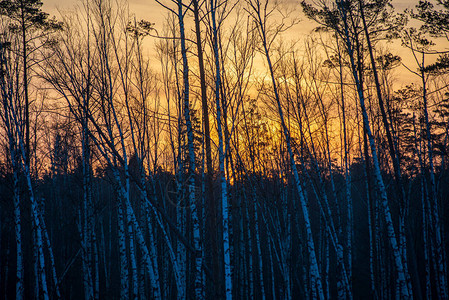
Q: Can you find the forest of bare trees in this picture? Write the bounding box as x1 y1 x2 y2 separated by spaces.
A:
0 0 448 299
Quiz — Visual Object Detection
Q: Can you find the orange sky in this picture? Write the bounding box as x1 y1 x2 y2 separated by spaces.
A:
42 0 447 88
43 0 417 33
38 0 445 167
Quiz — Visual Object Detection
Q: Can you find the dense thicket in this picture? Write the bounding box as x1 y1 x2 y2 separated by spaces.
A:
0 0 448 299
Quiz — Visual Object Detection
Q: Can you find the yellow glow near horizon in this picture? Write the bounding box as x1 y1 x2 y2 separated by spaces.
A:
34 0 449 176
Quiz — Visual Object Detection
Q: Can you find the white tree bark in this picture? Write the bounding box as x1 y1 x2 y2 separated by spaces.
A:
337 2 411 297
210 0 233 297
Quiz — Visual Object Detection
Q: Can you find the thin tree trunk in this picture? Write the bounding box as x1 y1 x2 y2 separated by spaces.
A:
13 151 24 300
177 0 202 297
256 17 325 300
337 2 411 297
38 199 61 299
117 197 129 299
413 115 431 299
420 53 448 298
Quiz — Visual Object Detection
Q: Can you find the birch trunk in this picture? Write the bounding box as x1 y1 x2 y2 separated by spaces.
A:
6 103 50 300
177 0 202 297
210 1 232 297
38 199 60 299
337 2 411 297
117 197 129 299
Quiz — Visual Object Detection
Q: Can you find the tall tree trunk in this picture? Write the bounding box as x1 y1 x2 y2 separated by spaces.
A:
358 3 412 294
191 4 218 293
177 0 202 297
20 3 30 168
420 53 448 298
38 199 60 299
247 2 324 297
12 149 24 300
337 2 411 297
413 115 431 299
211 1 233 298
117 197 129 299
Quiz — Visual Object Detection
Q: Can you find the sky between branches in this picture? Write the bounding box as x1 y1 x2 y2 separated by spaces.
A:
42 0 448 87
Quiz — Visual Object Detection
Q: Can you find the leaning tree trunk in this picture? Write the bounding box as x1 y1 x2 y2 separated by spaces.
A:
337 1 411 298
246 1 325 297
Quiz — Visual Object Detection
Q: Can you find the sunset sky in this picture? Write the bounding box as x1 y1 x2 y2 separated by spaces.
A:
2 1 449 299
42 0 417 30
41 0 447 87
